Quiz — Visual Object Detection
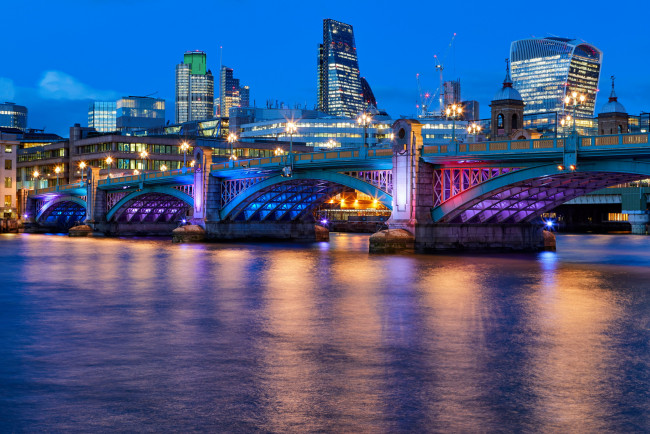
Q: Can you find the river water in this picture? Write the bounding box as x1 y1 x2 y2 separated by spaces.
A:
0 233 648 432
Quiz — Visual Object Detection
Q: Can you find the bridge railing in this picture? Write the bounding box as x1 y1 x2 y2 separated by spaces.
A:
425 132 649 156
28 181 86 197
210 148 393 172
98 167 195 186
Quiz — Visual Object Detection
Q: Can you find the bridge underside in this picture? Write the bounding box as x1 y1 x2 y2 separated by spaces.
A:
111 192 190 223
438 172 644 224
225 179 355 222
38 201 86 228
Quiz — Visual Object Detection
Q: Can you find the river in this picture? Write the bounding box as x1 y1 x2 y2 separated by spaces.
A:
0 233 648 431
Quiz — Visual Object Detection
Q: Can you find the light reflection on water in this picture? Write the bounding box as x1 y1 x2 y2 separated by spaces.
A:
0 233 648 431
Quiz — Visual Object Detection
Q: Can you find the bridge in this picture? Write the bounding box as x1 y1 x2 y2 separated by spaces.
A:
25 119 650 251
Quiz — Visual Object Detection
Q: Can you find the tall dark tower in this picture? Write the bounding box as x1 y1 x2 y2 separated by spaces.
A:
317 19 365 117
597 76 628 135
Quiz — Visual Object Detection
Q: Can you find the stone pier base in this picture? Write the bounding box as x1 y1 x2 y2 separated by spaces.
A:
415 223 545 252
369 229 415 253
625 211 649 235
205 221 328 242
172 225 206 243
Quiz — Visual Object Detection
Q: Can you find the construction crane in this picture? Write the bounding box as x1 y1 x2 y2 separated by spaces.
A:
416 73 435 118
433 33 457 116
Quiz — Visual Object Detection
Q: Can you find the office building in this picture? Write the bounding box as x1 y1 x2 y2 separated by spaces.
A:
117 96 165 132
360 77 377 107
510 37 602 118
0 102 27 131
220 66 250 117
462 100 480 121
175 51 214 123
0 129 19 218
317 19 369 117
443 80 461 107
88 101 116 132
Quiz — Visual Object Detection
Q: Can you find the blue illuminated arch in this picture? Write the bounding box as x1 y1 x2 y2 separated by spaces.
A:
36 195 87 223
106 186 194 222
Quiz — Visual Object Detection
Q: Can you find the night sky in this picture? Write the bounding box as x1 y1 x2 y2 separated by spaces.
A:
1 0 648 136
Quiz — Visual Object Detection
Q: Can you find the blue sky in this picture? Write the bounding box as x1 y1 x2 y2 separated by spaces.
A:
1 0 648 136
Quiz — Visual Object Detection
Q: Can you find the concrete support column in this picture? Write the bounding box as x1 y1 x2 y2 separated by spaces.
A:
626 211 649 234
85 167 107 226
191 146 217 226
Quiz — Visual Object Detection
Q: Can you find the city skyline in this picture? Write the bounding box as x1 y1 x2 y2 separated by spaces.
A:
1 0 648 136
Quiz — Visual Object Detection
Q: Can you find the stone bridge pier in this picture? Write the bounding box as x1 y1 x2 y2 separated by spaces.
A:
375 119 545 252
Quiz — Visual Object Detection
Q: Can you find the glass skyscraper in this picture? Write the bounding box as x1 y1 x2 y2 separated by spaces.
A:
88 101 116 132
175 51 214 123
0 102 27 131
510 37 602 118
219 66 250 117
317 19 367 118
117 96 165 132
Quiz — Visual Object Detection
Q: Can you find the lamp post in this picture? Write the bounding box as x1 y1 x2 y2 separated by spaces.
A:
180 141 190 168
54 166 62 188
160 164 168 172
227 133 238 161
140 150 148 173
560 115 572 138
325 138 337 149
285 121 297 156
564 91 586 135
446 103 463 150
357 112 372 150
79 161 86 183
33 170 40 192
105 156 113 180
467 123 482 142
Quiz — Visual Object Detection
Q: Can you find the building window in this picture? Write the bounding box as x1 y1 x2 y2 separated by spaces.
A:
4 177 11 188
512 114 518 130
4 160 11 170
4 195 10 207
618 125 623 134
497 114 504 129
5 145 11 153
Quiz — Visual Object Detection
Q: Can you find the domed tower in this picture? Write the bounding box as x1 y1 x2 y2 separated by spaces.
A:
598 76 628 135
490 59 525 139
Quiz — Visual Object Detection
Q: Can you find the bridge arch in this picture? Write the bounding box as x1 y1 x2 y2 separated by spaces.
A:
220 171 392 221
432 160 650 224
106 186 194 223
36 196 87 227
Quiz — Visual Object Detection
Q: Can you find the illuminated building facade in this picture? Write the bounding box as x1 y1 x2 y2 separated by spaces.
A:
175 51 214 123
220 66 250 117
317 19 367 117
443 80 461 107
116 96 165 132
88 101 116 133
0 102 27 132
510 37 602 118
0 130 19 218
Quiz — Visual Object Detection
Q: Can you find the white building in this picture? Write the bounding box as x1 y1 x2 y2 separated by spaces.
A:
0 130 19 219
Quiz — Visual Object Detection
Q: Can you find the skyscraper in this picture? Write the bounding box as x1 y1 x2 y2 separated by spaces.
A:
317 19 368 117
510 37 602 118
220 66 250 117
88 101 116 132
443 80 461 107
0 102 27 131
116 96 165 132
175 51 214 123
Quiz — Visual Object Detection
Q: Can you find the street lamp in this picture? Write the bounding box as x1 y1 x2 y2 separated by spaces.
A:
140 150 148 173
560 115 572 138
445 103 463 149
79 161 86 183
105 156 113 179
160 164 168 172
467 123 482 142
325 138 337 149
180 141 190 167
274 147 285 156
564 91 586 134
190 160 196 168
32 170 40 191
285 121 297 156
54 166 62 187
357 112 372 149
227 133 238 161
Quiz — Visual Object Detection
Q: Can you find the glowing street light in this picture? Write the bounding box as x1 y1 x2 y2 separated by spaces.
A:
54 166 62 187
105 156 114 179
325 138 337 148
285 121 297 156
190 160 196 168
180 141 190 167
78 161 87 183
357 112 372 149
140 150 148 173
274 147 285 156
160 164 168 172
445 103 463 148
467 123 482 142
227 133 238 161
32 170 40 191
564 91 586 134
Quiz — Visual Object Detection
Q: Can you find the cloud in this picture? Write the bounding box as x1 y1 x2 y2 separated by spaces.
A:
38 70 118 101
0 77 16 101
